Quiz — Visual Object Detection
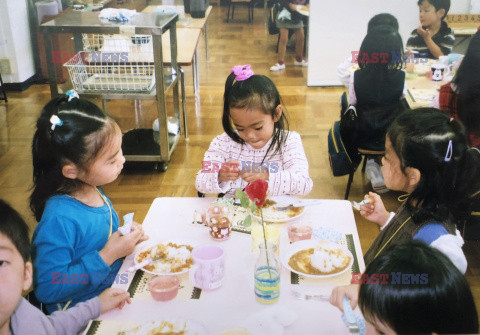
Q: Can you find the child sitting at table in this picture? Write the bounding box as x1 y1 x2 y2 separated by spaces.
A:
330 240 478 334
406 0 454 59
359 108 480 273
432 30 480 148
195 65 313 197
346 25 406 193
337 13 400 87
30 91 148 314
0 199 132 335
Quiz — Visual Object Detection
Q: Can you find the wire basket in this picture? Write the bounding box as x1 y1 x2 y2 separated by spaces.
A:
64 34 157 93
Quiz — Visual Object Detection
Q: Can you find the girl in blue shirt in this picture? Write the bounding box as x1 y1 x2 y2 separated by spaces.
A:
30 91 148 313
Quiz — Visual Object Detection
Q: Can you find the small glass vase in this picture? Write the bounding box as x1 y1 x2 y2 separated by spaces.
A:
254 242 280 304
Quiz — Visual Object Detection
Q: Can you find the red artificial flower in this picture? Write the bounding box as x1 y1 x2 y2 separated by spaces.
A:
245 180 268 208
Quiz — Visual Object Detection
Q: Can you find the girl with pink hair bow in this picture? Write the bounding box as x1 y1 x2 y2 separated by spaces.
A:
195 65 313 197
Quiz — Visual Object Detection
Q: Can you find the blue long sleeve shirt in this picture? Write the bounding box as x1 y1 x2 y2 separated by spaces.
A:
32 191 122 314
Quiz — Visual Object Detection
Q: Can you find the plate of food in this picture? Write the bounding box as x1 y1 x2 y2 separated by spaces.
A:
125 318 208 335
251 197 305 223
134 241 195 275
281 239 353 278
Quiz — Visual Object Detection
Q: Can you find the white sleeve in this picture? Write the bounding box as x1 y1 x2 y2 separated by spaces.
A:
195 135 234 194
348 72 357 106
267 132 313 196
337 56 353 88
430 230 467 274
430 93 440 108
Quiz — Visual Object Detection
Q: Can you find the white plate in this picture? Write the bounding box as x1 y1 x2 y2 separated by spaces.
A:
281 239 354 279
134 240 196 276
251 196 306 223
128 318 208 335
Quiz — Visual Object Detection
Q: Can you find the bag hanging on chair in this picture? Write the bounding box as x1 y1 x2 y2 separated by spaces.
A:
328 121 360 177
268 3 280 35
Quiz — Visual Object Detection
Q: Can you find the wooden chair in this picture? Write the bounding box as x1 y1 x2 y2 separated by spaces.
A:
226 0 255 23
344 148 384 200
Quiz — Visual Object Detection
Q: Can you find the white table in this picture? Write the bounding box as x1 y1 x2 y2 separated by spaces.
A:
92 197 365 334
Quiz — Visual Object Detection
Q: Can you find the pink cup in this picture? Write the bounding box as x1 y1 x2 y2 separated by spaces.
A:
189 245 225 290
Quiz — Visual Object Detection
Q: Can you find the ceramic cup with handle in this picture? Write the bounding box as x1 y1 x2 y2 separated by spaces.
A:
189 245 225 290
431 63 449 81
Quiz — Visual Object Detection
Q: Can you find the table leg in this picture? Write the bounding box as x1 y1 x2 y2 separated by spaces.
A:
192 50 200 97
179 67 188 140
264 0 268 27
204 23 209 61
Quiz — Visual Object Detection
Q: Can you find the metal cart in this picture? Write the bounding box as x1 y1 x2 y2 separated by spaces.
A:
40 11 183 171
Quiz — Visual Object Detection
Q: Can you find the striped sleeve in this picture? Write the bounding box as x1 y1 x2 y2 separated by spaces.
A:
268 131 313 196
195 134 233 195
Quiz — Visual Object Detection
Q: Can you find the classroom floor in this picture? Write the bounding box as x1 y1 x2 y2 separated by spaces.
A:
1 5 479 318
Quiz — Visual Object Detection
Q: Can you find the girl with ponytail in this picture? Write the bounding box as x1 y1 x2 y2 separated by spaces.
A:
30 91 147 313
195 65 312 197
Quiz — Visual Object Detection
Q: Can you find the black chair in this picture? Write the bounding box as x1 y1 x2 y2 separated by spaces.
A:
226 0 256 23
344 148 385 200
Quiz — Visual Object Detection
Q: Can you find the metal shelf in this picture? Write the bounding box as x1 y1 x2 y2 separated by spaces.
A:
40 10 181 167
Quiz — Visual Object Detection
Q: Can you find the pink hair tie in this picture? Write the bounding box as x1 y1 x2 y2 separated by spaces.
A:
231 64 254 82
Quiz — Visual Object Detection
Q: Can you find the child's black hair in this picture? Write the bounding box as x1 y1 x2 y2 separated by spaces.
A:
30 95 118 222
222 73 289 158
387 108 480 225
359 240 478 334
367 13 399 32
0 199 30 263
358 25 404 73
452 30 480 134
417 0 450 19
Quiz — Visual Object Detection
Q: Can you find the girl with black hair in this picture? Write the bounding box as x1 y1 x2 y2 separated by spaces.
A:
337 13 400 87
360 108 480 275
30 91 148 313
347 25 407 193
195 65 312 197
433 30 480 148
331 240 478 334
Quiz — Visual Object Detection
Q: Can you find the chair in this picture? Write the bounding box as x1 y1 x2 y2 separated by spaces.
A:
226 0 255 23
344 148 384 200
0 70 7 102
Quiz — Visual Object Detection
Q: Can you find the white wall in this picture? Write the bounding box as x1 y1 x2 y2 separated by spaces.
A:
307 0 471 86
0 0 35 84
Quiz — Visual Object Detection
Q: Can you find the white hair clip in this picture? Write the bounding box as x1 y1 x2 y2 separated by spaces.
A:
444 139 453 162
50 115 63 132
66 89 79 102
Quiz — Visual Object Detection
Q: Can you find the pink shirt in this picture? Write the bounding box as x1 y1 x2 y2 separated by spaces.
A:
196 131 313 197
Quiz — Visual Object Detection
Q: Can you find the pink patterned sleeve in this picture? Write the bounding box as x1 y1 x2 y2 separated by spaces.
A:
348 72 357 105
268 132 313 196
195 135 234 194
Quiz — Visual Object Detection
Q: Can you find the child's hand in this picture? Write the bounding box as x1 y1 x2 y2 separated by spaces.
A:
240 171 269 184
329 284 360 312
360 192 390 227
98 288 131 314
99 225 148 266
218 160 241 183
417 25 432 39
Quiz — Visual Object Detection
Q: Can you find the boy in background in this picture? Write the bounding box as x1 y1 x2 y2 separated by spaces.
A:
407 0 454 59
0 199 131 335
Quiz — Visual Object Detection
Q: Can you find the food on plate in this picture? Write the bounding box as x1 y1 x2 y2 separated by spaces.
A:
254 199 304 221
147 320 187 334
136 242 194 274
288 243 351 275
